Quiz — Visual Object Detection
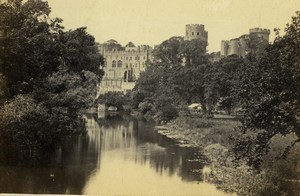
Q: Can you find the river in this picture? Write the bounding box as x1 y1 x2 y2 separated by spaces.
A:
0 114 233 195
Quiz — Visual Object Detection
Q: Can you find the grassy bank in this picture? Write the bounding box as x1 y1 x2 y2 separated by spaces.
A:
156 117 300 196
156 117 240 148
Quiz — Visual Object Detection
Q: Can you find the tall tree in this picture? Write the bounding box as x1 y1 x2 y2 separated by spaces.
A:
0 0 104 160
233 12 300 168
152 36 183 66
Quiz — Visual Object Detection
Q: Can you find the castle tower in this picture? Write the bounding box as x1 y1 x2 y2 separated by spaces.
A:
184 24 208 42
249 28 270 42
228 39 240 56
221 40 229 56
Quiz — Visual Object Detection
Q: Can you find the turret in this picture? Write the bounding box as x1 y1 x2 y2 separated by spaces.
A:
184 24 208 42
249 28 270 42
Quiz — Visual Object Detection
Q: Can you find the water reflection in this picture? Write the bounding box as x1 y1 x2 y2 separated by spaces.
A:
0 114 230 195
83 114 228 195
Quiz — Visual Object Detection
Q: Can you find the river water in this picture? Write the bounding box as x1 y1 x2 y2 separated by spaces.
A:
0 114 232 195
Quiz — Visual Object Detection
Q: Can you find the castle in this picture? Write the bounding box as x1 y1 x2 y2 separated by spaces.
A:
221 28 270 58
97 24 208 95
97 40 153 96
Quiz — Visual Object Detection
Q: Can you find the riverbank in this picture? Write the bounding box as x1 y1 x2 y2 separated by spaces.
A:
155 117 240 148
154 116 300 196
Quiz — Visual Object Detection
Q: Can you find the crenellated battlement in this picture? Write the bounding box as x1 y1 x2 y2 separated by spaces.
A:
249 28 270 34
186 24 205 30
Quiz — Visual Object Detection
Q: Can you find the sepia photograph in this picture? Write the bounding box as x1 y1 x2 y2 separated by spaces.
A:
0 0 299 195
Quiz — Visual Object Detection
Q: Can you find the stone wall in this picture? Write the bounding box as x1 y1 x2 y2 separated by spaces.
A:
221 27 270 58
98 43 153 95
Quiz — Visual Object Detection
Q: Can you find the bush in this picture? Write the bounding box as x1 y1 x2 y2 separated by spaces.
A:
0 95 51 160
138 101 154 115
154 104 178 123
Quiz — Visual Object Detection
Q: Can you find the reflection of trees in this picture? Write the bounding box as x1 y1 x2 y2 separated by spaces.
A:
0 114 210 194
0 115 102 194
133 119 207 182
96 116 208 182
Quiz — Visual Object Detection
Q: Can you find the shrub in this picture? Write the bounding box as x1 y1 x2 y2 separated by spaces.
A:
0 95 51 160
138 101 154 115
154 104 178 123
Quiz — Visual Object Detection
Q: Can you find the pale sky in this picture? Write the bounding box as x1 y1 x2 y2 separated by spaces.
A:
48 0 300 52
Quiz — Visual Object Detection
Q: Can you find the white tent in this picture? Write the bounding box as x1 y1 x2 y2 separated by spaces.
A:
188 103 202 110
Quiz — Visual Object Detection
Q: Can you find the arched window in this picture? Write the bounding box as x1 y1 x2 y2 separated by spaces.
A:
117 60 122 68
112 60 116 67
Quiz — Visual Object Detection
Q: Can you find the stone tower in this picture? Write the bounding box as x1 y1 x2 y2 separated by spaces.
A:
221 40 229 56
184 24 208 42
249 28 270 42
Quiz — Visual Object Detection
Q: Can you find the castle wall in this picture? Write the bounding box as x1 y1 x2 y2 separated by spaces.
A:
221 28 269 58
239 37 249 58
98 45 152 95
228 39 240 56
98 24 208 95
221 40 229 56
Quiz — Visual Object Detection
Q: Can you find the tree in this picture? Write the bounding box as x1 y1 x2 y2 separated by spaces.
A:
233 12 300 168
212 55 247 114
0 0 104 160
180 39 209 66
133 36 212 119
0 0 64 97
152 36 183 66
0 0 104 98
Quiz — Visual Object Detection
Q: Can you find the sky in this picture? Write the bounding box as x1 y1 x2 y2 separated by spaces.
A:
48 0 300 52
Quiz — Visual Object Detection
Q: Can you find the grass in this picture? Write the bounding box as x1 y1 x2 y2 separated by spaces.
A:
160 116 300 196
166 117 240 148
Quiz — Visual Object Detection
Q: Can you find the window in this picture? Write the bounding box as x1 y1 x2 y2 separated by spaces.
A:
192 32 194 35
129 57 132 60
112 60 116 67
197 32 199 35
117 60 122 68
